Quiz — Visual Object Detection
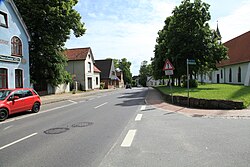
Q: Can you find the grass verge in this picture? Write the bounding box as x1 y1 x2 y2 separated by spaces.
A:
156 84 250 108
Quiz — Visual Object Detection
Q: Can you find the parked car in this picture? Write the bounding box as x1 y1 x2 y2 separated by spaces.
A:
0 88 41 121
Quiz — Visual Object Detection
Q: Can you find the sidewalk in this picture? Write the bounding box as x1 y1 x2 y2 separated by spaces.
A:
40 89 116 104
145 87 250 118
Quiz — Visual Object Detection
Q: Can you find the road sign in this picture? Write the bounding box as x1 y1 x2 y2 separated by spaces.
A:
165 70 174 75
163 59 175 71
187 59 196 65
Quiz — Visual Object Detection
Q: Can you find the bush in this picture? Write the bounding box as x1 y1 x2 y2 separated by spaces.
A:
183 79 198 88
100 82 105 89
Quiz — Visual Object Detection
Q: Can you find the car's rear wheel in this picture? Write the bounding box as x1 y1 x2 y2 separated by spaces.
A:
32 102 40 113
0 108 8 121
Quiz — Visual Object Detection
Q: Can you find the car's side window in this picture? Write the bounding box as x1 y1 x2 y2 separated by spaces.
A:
23 90 33 97
13 90 23 98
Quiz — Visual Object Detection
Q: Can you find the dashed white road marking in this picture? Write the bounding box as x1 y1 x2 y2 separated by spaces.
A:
135 114 143 121
3 125 13 131
121 130 137 147
140 105 146 111
94 102 108 109
67 100 78 104
0 133 38 151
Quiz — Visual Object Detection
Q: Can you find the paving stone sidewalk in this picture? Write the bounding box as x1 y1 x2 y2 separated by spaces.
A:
145 87 250 118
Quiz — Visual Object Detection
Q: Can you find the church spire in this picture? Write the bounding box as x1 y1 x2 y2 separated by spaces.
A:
216 21 221 39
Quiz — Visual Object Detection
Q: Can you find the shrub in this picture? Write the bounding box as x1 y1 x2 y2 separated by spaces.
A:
183 79 198 88
100 82 105 89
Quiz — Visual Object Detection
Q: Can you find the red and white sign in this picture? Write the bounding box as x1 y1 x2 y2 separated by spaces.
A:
163 59 175 71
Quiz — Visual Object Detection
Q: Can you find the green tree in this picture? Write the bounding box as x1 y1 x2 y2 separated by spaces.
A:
14 0 86 86
139 61 152 87
152 16 172 80
118 58 132 84
153 0 228 85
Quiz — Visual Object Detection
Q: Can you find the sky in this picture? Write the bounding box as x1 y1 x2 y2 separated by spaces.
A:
65 0 250 76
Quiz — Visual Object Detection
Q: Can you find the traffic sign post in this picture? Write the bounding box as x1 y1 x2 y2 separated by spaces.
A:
186 59 196 107
163 59 174 103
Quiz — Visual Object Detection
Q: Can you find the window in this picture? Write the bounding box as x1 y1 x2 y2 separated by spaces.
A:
96 77 98 85
221 69 223 79
0 68 8 89
23 90 33 97
229 68 232 82
11 37 22 56
15 69 23 88
238 67 241 82
0 11 8 28
88 62 91 72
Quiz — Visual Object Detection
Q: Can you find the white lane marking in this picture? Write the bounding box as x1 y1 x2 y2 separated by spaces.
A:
94 102 108 109
135 114 143 121
121 130 137 147
43 100 77 112
140 105 146 111
0 133 38 151
3 125 13 131
67 100 78 104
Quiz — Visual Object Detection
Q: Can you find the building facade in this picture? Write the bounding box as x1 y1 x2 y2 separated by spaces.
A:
95 59 118 89
199 31 250 86
64 47 100 91
0 0 30 88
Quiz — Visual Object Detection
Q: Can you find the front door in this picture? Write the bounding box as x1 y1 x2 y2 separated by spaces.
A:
88 77 92 90
217 74 220 83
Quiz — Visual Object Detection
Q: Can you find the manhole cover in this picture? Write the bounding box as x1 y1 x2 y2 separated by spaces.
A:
44 127 69 134
192 114 204 117
72 122 94 128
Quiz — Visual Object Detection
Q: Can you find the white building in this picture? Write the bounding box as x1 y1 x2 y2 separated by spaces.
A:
200 31 250 86
64 47 101 91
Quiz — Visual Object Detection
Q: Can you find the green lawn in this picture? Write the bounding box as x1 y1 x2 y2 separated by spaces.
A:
156 84 250 108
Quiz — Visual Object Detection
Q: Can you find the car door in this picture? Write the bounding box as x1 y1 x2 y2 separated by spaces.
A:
6 90 24 114
22 90 34 110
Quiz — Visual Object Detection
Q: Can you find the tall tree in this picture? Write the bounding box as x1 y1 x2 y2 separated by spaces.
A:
118 58 132 84
14 0 86 86
152 16 172 80
153 0 228 85
139 61 152 87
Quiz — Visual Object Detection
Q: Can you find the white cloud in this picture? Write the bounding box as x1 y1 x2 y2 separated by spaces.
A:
217 1 250 42
66 0 176 75
69 0 250 75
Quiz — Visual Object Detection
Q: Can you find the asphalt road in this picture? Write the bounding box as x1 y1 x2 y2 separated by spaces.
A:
0 88 147 167
1 87 250 167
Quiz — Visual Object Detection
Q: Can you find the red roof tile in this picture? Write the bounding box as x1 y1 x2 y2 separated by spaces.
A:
217 31 250 67
64 47 91 61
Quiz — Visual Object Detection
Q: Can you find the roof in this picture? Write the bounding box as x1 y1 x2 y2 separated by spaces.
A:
217 31 250 67
94 65 101 73
95 59 113 79
64 47 92 61
6 0 31 41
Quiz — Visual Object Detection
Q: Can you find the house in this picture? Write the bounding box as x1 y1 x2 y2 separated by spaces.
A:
64 47 101 91
146 76 167 87
95 59 118 89
115 68 124 88
0 0 31 88
198 31 250 86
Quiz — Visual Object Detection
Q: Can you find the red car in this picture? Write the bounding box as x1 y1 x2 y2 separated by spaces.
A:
0 88 41 121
